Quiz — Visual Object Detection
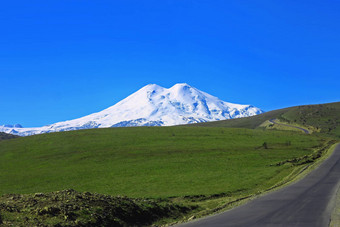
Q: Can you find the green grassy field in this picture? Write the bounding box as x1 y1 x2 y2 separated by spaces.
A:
1 119 338 225
0 127 326 198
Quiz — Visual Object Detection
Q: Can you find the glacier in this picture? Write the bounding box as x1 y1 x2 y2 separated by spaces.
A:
0 83 264 136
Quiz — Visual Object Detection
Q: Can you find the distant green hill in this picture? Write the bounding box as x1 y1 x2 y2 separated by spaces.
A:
0 132 19 141
194 102 340 138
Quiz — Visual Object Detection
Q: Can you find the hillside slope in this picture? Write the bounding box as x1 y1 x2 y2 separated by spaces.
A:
195 102 340 138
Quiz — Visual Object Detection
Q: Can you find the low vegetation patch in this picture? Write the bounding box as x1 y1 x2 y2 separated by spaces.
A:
275 140 336 166
258 120 311 134
0 189 195 226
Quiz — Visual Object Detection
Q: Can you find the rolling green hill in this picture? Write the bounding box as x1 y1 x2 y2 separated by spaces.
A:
194 101 340 138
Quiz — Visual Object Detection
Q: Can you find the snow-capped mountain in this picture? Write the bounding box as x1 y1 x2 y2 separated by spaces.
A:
0 83 264 136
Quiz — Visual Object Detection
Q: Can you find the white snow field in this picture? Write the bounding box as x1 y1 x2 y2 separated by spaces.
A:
0 83 264 136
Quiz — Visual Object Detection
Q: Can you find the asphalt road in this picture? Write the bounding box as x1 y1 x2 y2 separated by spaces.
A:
176 144 340 227
269 118 310 134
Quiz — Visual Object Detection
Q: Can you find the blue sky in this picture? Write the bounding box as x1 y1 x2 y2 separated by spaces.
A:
1 1 339 127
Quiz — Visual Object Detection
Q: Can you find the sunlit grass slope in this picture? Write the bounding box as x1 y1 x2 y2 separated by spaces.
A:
0 127 324 198
195 101 340 138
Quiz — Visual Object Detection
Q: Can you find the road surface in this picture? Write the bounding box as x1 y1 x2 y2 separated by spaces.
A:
269 118 310 134
176 144 340 227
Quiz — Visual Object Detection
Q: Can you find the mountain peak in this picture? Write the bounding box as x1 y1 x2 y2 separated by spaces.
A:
169 83 196 96
0 83 264 136
170 83 194 90
171 83 191 87
140 84 164 91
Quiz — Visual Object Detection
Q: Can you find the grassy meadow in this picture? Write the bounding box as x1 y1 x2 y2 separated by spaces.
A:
0 127 326 198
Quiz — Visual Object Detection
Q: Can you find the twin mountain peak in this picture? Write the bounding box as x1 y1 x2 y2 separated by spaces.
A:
0 83 264 136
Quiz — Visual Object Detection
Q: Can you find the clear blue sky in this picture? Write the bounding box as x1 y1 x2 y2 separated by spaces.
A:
1 1 339 127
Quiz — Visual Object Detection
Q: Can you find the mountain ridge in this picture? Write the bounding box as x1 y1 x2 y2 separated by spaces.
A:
0 83 264 136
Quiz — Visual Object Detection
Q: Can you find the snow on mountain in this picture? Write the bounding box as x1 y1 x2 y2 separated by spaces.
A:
0 83 264 136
